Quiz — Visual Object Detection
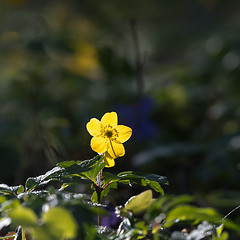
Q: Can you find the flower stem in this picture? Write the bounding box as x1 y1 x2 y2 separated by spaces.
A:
96 170 103 226
98 209 102 226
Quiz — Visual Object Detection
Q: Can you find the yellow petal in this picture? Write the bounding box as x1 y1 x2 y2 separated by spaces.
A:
108 140 125 158
104 152 115 167
101 112 118 127
116 125 132 143
91 136 108 153
86 118 102 136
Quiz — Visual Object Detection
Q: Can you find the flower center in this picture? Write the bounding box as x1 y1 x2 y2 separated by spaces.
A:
101 125 118 140
105 130 113 138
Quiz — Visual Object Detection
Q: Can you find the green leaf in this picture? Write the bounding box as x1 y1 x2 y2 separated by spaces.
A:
57 160 76 168
216 224 224 236
125 190 155 215
0 199 21 212
57 157 101 176
91 191 98 203
102 172 120 184
134 221 148 236
163 194 195 211
144 195 171 221
101 182 117 198
25 156 104 191
164 205 222 227
0 184 24 195
17 185 24 194
118 172 168 185
58 176 91 185
8 206 38 227
79 155 106 183
117 171 168 194
0 196 7 204
145 194 195 222
41 207 77 239
31 226 55 240
213 231 229 240
222 219 240 234
25 166 62 191
91 182 117 203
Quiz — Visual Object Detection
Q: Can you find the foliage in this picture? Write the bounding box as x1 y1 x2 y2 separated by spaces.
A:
0 154 238 239
1 0 240 239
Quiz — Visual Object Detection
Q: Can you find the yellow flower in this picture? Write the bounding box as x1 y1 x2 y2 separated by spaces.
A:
86 112 132 167
104 152 116 167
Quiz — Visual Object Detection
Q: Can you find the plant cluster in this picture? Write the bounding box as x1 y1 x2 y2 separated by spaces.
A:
0 112 238 240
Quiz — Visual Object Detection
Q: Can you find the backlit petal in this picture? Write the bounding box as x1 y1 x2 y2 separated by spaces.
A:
91 136 108 153
104 152 115 167
108 140 125 158
101 112 118 127
116 125 132 143
86 118 102 136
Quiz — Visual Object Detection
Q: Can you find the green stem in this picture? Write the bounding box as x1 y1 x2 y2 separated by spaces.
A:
93 183 102 226
96 170 103 226
98 208 101 226
22 227 25 240
96 187 102 226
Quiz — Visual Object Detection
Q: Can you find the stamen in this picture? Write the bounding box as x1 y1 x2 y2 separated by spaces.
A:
101 124 119 140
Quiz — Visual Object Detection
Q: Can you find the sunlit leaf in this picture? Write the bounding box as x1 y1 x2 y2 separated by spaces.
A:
216 224 224 236
0 199 21 212
164 205 222 227
41 207 77 239
125 190 155 215
213 231 229 240
0 196 7 204
8 206 38 228
91 191 98 203
163 194 194 211
31 226 55 240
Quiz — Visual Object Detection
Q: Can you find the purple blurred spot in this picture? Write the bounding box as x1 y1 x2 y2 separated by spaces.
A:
116 97 157 141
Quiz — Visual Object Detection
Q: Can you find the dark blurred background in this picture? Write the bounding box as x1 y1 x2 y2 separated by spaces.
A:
1 0 240 217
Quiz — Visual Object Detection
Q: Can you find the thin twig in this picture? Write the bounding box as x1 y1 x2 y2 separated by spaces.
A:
222 205 240 221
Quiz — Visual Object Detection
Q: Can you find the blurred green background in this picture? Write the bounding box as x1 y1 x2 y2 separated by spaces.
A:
1 0 240 220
